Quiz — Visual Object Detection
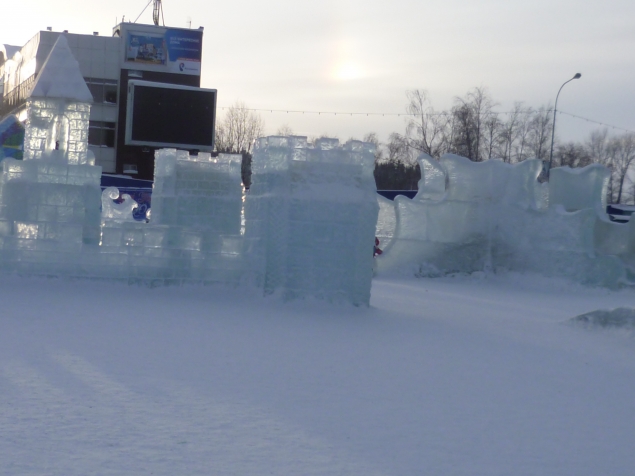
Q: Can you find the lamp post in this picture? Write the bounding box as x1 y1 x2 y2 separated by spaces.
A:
547 73 581 177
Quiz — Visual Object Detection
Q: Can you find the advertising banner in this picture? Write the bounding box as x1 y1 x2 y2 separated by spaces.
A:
125 27 202 75
165 29 202 74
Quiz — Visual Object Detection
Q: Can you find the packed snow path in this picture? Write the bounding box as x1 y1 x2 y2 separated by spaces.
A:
1 275 634 475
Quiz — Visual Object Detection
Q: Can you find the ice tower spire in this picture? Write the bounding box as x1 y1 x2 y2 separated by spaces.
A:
28 35 92 102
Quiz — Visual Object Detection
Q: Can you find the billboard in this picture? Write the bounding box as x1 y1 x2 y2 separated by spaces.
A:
125 80 216 150
124 25 203 75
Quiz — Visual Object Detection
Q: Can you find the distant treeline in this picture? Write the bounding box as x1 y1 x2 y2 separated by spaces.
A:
216 90 635 203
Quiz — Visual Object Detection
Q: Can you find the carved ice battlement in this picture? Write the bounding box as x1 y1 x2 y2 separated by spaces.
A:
0 137 381 305
375 154 635 287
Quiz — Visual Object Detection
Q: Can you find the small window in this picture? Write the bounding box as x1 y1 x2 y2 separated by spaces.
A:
84 78 118 105
88 121 116 147
104 84 118 104
86 82 104 103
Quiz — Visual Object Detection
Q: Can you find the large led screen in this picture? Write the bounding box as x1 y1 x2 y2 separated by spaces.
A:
125 80 216 150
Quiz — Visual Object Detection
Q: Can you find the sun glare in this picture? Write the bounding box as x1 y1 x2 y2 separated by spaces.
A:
328 38 365 82
332 62 363 81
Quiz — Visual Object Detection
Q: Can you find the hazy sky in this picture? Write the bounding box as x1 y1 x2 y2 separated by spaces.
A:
3 0 635 144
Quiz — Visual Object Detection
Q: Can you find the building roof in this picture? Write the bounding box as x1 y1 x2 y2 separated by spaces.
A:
28 35 93 102
0 44 21 66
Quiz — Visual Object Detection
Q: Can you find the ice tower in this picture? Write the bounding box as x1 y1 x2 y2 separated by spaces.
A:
22 35 94 165
0 35 102 273
245 136 379 305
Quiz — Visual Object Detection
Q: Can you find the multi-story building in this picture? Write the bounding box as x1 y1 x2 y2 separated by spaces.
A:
0 22 215 180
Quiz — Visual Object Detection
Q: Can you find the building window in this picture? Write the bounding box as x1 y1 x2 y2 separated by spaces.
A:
88 121 116 147
85 78 118 104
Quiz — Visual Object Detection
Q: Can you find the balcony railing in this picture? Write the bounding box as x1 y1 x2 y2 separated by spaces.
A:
0 74 36 118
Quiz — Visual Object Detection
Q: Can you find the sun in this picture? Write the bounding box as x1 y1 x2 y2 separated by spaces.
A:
332 62 363 81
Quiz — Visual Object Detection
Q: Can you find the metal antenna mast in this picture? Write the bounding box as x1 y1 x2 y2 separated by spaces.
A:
152 0 164 26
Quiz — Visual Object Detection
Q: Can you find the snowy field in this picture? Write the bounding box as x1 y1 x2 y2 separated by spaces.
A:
1 273 635 475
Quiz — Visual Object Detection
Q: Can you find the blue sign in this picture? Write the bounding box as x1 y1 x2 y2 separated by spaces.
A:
126 28 202 75
126 33 166 66
165 29 202 62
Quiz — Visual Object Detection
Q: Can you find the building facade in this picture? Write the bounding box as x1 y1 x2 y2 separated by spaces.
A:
1 22 213 180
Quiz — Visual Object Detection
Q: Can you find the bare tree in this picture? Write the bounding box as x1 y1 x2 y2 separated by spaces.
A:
554 142 591 168
450 87 496 162
386 132 413 164
607 133 635 204
587 129 611 164
276 124 294 136
363 132 384 163
499 102 532 163
527 105 553 162
405 89 450 158
215 101 265 154
512 108 533 163
374 132 419 190
214 101 265 189
585 129 618 201
482 113 502 161
450 101 476 160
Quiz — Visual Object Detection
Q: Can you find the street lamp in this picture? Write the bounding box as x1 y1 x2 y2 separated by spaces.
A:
547 73 581 177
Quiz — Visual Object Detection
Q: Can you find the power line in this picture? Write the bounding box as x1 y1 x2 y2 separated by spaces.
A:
218 107 411 117
557 110 635 134
217 106 635 134
218 106 545 117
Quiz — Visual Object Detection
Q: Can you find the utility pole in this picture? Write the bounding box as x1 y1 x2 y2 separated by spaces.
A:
153 0 164 26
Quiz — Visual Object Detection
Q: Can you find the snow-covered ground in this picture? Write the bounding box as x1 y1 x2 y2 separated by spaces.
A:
1 273 634 475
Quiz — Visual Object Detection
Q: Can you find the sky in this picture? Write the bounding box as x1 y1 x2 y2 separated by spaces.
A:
2 0 635 144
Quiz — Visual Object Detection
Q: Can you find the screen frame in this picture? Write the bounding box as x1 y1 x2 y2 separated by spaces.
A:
124 80 217 150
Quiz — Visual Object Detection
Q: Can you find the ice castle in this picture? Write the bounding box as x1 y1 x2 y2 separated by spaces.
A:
0 34 633 302
0 36 380 304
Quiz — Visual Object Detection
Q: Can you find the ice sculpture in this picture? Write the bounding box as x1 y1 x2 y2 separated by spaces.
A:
245 136 379 305
0 34 383 297
95 149 248 284
0 35 102 275
0 35 630 295
22 35 94 165
376 194 396 250
549 164 609 212
594 210 635 273
151 149 242 233
417 154 446 201
145 149 248 285
377 154 633 287
101 187 139 222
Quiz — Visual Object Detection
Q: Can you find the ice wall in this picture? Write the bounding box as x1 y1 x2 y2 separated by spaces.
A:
245 136 379 305
376 194 396 250
548 164 609 212
377 154 633 287
0 158 102 274
151 150 242 233
93 149 250 285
